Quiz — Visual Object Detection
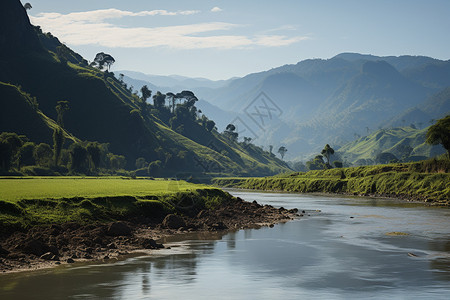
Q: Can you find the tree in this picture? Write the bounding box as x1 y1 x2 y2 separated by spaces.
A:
108 154 126 170
17 142 35 168
55 101 70 127
224 124 238 142
92 52 115 71
135 157 148 169
24 3 32 10
86 142 102 172
140 85 152 103
321 144 335 166
205 120 216 132
152 91 166 109
278 146 287 160
166 92 176 113
176 91 198 108
0 133 23 171
243 137 252 144
269 145 273 154
306 155 326 170
69 143 89 173
426 115 450 159
53 128 64 166
34 143 53 167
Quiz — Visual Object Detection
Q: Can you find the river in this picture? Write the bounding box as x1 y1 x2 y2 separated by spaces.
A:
1 190 449 299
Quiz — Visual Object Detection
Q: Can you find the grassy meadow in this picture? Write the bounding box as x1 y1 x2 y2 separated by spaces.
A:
0 177 230 230
213 159 450 205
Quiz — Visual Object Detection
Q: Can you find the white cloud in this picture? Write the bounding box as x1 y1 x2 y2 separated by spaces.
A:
211 7 223 13
30 8 306 49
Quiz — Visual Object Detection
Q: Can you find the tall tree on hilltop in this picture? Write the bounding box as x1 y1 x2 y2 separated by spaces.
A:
166 92 176 113
140 85 152 103
278 146 287 160
92 52 115 71
24 3 32 10
224 124 238 142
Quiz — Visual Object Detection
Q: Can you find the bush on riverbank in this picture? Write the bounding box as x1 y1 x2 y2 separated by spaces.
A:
212 159 450 205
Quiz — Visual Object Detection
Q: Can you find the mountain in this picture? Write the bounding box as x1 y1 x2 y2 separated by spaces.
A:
116 70 234 90
0 0 289 177
187 53 449 160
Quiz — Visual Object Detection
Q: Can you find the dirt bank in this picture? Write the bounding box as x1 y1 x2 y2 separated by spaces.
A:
0 197 299 274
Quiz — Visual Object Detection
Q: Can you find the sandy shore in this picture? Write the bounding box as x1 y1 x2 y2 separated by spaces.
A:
0 197 300 274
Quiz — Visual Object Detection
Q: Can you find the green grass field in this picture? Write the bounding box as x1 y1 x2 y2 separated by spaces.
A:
0 177 213 202
0 177 230 230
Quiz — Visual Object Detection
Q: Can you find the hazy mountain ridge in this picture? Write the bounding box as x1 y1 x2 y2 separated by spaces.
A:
114 54 448 161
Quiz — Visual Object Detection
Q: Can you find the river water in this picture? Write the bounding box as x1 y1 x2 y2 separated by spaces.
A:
1 190 449 299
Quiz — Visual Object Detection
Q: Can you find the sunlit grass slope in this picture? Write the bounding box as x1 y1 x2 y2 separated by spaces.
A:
0 177 230 229
213 159 450 205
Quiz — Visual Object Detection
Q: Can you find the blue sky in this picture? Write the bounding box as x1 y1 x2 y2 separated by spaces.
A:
25 0 450 80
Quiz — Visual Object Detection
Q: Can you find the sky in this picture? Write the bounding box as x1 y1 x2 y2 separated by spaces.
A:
24 0 450 80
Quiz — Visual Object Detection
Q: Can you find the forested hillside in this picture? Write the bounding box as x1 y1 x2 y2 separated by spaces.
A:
0 0 289 177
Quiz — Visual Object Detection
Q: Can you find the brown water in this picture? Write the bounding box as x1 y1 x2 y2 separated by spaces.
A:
1 190 449 299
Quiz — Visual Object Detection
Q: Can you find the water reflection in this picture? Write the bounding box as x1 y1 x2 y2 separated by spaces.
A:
1 191 449 300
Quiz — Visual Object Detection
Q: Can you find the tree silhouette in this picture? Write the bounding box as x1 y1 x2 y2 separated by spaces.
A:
205 120 216 132
224 124 238 142
92 52 115 71
55 101 70 127
426 115 450 159
140 85 152 103
166 92 176 113
53 128 64 166
321 144 334 166
278 146 287 160
24 3 32 10
152 91 166 109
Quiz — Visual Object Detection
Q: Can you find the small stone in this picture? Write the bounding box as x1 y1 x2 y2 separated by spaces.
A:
103 255 110 260
67 258 75 263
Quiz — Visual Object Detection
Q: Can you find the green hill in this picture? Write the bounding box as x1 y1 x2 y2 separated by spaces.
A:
336 126 445 165
0 0 289 177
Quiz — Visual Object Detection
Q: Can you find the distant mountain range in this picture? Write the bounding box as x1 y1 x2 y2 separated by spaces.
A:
121 53 450 161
